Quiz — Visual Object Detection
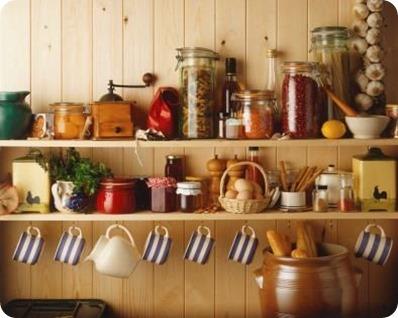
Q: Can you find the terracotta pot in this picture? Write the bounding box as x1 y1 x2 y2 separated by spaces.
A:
259 243 361 318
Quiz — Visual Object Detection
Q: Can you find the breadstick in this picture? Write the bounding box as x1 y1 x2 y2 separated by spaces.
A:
291 167 307 192
266 230 291 257
291 248 309 259
299 168 323 192
279 161 289 192
296 167 315 192
296 222 318 257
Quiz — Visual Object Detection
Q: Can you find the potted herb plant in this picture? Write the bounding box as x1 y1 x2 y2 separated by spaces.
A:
50 148 112 213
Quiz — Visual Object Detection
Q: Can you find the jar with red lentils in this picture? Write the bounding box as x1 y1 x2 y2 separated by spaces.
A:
281 62 324 139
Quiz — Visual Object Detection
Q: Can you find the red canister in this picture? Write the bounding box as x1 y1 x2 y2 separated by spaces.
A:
96 178 135 214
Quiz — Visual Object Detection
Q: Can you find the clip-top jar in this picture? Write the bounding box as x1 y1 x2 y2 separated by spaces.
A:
50 103 87 140
176 47 219 139
232 90 275 139
281 62 323 139
176 182 202 213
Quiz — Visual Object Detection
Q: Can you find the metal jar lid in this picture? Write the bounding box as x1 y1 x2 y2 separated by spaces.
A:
176 182 202 196
232 90 275 102
50 102 85 114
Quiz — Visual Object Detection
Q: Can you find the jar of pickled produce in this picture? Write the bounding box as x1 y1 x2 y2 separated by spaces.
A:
51 103 87 140
176 182 202 213
176 47 219 139
281 62 322 139
311 26 351 120
233 90 274 139
147 177 177 213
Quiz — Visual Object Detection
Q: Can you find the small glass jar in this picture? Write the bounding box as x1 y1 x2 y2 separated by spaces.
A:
165 155 184 182
147 178 177 213
313 185 329 212
281 62 322 139
338 174 355 212
50 103 87 140
233 90 275 139
176 47 219 139
186 176 208 209
96 178 135 214
311 26 351 120
176 182 202 213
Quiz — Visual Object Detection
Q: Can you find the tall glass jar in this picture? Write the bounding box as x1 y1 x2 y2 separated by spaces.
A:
281 62 323 139
311 26 351 120
232 90 275 139
176 47 219 139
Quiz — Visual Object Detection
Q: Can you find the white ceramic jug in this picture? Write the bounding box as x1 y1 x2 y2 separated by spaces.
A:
51 181 75 213
85 224 141 278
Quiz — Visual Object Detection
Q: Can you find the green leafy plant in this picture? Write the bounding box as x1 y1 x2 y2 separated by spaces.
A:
50 148 112 197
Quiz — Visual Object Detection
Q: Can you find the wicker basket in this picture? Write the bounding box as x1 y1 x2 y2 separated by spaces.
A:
218 161 271 214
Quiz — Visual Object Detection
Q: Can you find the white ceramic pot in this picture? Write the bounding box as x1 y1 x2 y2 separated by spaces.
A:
85 224 141 278
345 115 390 139
51 181 75 213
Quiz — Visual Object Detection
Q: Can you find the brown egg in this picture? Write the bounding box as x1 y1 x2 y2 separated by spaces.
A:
236 190 253 200
225 190 238 199
234 179 254 192
254 192 264 200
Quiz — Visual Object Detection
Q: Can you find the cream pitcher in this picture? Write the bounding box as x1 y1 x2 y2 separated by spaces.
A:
85 224 141 278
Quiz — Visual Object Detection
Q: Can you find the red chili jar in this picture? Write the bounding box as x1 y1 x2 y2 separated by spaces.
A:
96 178 135 214
281 62 324 139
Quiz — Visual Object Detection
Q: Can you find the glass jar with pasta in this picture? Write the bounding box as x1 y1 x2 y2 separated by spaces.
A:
176 47 219 139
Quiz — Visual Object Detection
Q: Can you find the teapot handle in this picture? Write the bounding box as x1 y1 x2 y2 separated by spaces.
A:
106 224 137 248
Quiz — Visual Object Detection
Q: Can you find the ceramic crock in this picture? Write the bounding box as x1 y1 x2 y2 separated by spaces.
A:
0 91 32 139
96 178 135 214
260 243 361 318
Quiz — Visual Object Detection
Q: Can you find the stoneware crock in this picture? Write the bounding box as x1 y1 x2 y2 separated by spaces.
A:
258 243 361 318
0 91 32 139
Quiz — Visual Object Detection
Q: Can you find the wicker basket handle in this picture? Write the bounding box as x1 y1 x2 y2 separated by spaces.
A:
219 161 269 197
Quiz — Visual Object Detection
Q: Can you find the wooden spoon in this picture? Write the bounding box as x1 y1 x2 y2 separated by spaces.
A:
322 85 359 117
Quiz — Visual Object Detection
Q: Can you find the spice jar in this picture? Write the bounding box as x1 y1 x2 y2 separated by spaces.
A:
338 174 355 212
50 103 87 140
311 26 351 120
96 178 135 214
165 155 184 182
313 185 329 212
232 90 274 139
281 62 322 139
176 47 219 139
186 176 208 208
176 182 202 213
147 177 177 213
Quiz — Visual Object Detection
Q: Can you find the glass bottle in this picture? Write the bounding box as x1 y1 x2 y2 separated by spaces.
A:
338 174 355 212
222 57 242 116
246 147 264 190
176 47 219 139
165 155 184 182
266 49 277 93
313 185 329 212
311 26 351 120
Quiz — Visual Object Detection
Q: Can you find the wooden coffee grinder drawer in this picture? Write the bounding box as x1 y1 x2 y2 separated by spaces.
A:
92 102 134 139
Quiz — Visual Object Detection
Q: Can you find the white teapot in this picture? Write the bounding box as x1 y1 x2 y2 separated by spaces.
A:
85 224 141 278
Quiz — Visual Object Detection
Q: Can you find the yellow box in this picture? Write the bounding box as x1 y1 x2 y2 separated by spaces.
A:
352 148 396 212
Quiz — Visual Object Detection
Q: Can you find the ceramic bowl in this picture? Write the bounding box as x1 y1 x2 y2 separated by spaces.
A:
345 115 390 139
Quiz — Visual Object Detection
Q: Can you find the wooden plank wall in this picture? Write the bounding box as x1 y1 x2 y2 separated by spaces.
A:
1 0 398 317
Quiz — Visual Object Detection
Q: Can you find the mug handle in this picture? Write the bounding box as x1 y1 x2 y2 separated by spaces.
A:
364 224 386 238
155 225 169 238
106 224 137 248
241 225 256 239
68 226 83 238
197 225 211 238
27 226 41 238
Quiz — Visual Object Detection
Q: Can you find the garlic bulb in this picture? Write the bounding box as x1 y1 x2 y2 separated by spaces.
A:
367 0 384 12
355 70 370 93
366 80 385 97
355 93 374 111
353 19 369 37
367 12 383 28
366 45 383 63
351 37 369 55
354 3 370 19
366 28 381 45
365 63 386 80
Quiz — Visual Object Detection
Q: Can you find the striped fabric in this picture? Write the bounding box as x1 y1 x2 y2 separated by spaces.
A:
13 230 44 265
355 230 393 266
54 230 85 266
228 230 258 265
184 229 214 265
142 229 172 265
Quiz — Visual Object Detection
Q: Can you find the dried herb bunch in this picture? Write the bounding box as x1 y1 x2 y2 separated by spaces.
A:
50 148 112 197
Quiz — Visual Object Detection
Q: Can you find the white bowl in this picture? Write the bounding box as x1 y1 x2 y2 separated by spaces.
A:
345 115 390 139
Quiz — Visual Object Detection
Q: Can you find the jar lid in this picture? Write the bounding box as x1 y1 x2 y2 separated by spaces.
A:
166 155 183 160
282 61 318 73
232 90 275 102
50 102 85 113
186 176 206 182
100 178 135 186
147 177 177 188
176 47 220 60
316 185 328 190
177 182 202 190
311 26 350 41
266 49 277 58
386 104 398 110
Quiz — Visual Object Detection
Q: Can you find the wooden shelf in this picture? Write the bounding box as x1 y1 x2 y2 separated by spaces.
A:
0 138 398 148
1 211 397 221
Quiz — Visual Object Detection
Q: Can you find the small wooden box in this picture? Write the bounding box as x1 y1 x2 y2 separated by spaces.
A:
92 102 134 139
